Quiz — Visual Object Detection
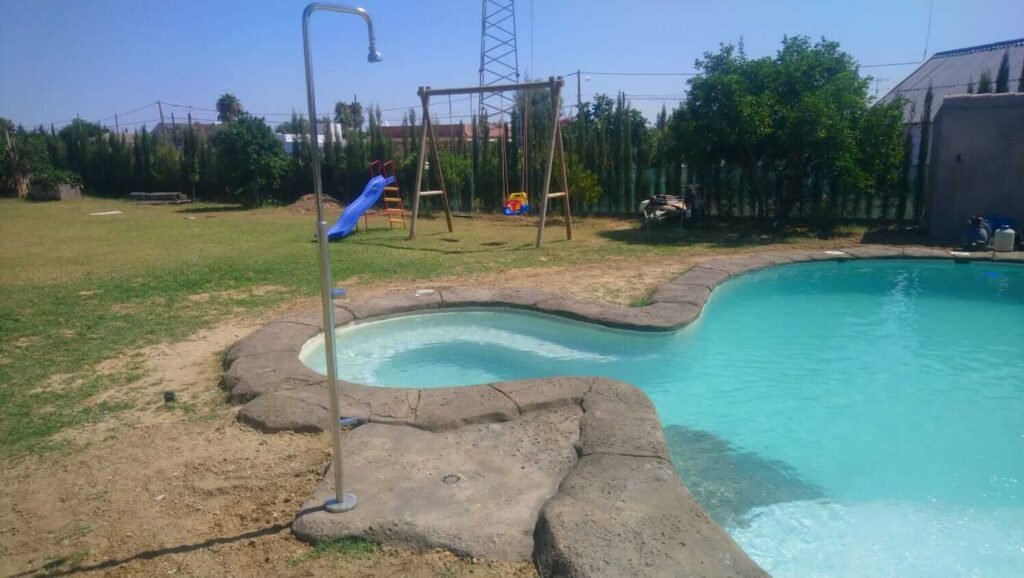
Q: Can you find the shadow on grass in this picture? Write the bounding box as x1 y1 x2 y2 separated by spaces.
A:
346 237 536 256
597 219 785 248
175 205 248 214
345 232 534 255
10 523 291 577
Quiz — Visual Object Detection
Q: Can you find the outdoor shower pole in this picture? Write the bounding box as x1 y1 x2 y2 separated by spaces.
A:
302 2 381 514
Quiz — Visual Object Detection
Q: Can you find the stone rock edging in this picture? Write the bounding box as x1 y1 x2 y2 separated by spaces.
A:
287 376 767 576
221 245 1022 577
224 244 1023 430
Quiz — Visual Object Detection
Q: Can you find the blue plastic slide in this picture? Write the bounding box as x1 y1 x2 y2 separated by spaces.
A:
326 175 395 240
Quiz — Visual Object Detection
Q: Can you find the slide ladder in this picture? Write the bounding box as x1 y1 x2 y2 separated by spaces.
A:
363 160 406 231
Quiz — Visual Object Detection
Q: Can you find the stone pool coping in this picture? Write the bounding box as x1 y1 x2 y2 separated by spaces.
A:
221 245 1022 577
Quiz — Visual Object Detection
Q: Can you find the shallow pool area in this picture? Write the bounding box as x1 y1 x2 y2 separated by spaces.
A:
302 260 1024 577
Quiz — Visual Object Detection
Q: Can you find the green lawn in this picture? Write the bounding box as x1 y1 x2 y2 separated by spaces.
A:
0 197 828 456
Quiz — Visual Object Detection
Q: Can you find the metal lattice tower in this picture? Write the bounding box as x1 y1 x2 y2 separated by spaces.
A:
478 0 520 121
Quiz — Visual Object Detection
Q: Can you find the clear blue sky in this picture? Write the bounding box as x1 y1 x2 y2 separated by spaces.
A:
1 0 1022 130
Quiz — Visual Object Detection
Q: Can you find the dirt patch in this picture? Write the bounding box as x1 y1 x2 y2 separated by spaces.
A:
188 285 288 304
288 194 344 215
0 306 534 578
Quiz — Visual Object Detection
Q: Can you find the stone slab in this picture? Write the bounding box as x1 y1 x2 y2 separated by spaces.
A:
339 289 442 320
840 245 905 259
415 386 520 431
440 286 552 309
673 266 731 290
794 249 853 261
274 305 355 329
534 453 768 578
993 251 1024 262
534 297 700 331
579 389 669 461
900 246 955 260
293 407 582 560
697 254 775 276
238 385 330 433
224 321 322 366
650 282 711 307
492 377 593 414
223 351 325 403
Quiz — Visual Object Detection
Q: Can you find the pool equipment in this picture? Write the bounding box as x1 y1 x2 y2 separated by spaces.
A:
993 227 1016 252
303 1 381 514
962 215 992 251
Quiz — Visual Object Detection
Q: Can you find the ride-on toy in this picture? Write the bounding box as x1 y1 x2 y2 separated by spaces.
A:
504 192 529 216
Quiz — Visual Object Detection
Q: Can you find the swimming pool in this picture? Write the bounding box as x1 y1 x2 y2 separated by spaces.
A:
302 260 1024 577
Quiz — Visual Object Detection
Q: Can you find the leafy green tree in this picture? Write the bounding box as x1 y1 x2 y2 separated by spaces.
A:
681 43 775 217
994 51 1011 93
2 125 53 196
216 93 243 122
977 70 994 93
276 112 310 134
565 152 602 209
213 114 287 206
856 99 905 219
334 101 365 133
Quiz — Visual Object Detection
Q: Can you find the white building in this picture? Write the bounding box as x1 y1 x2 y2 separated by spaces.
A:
275 121 345 154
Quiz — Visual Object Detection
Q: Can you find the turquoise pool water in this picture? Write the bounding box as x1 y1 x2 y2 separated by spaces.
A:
302 260 1024 577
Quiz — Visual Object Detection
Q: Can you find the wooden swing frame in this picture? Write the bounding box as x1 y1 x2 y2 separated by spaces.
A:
408 76 572 248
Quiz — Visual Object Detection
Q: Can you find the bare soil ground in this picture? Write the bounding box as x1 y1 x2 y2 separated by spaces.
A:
288 194 344 215
0 237 855 577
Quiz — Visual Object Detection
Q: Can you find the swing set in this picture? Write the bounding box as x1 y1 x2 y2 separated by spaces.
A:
408 76 572 248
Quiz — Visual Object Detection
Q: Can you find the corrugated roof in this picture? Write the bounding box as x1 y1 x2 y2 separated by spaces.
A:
878 38 1024 124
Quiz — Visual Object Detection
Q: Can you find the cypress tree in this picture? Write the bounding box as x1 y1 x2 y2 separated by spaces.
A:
913 84 933 222
1019 57 1024 92
895 130 913 224
966 77 975 94
994 51 1010 93
977 69 994 93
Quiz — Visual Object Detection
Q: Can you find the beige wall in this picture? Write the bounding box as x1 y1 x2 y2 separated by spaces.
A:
927 93 1024 241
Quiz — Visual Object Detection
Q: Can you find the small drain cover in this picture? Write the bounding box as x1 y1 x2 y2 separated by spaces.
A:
442 474 461 485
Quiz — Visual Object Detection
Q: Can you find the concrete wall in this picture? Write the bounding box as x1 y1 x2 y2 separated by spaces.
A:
27 184 82 201
927 93 1024 241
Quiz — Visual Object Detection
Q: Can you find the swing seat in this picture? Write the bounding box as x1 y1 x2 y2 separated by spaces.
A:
504 192 530 216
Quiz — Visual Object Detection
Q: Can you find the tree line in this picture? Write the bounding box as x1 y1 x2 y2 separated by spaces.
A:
9 35 1012 227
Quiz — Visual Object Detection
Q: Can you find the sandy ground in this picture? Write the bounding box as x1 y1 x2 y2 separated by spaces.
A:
0 240 852 577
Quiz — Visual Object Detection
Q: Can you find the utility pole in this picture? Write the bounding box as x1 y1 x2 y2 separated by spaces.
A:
114 113 119 134
171 112 177 149
157 100 166 139
577 69 582 114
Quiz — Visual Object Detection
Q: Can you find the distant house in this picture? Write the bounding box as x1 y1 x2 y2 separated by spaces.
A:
276 122 345 154
879 38 1024 165
379 123 505 149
